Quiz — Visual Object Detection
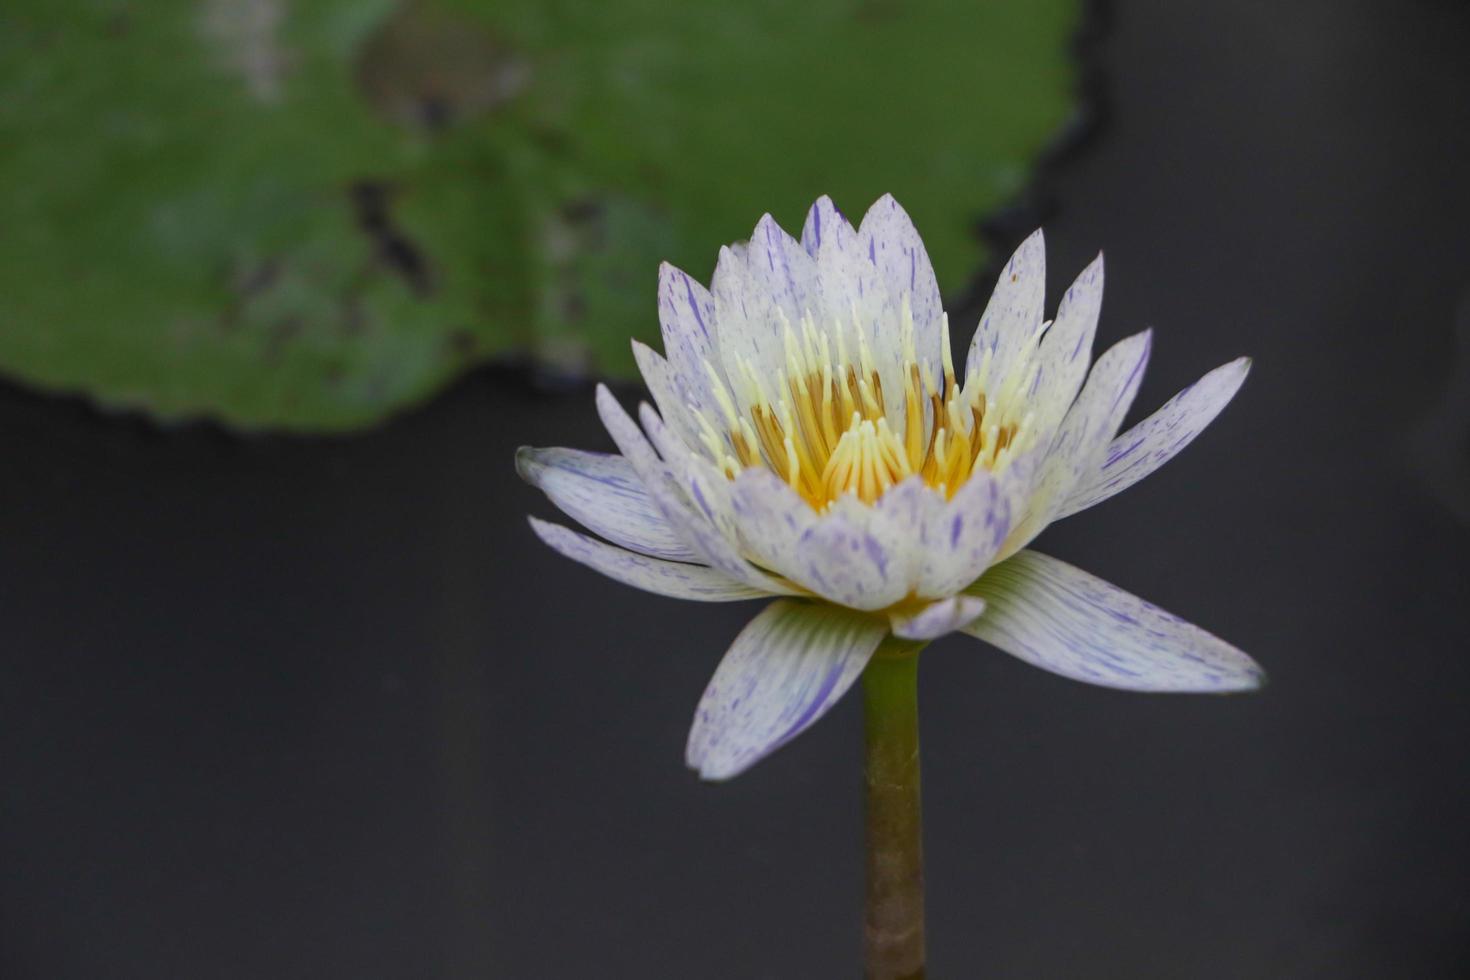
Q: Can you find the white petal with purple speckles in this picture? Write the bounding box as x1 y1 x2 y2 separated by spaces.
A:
962 550 1264 692
516 446 698 562
637 403 762 562
655 262 728 451
1001 330 1152 559
809 205 908 431
727 470 930 610
632 340 718 465
711 217 826 414
787 507 912 611
858 194 944 382
686 600 888 780
916 466 1017 597
1030 254 1104 435
726 468 823 583
965 229 1046 391
1057 357 1251 520
528 518 768 602
800 195 854 258
890 595 987 641
597 386 796 595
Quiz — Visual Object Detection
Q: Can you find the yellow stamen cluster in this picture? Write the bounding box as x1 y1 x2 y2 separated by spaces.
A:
691 299 1039 511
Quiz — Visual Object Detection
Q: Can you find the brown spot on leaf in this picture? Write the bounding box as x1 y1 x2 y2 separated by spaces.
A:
355 2 528 132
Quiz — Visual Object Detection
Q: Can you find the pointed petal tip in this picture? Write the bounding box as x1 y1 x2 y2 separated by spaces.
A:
513 445 540 483
636 400 662 432
594 381 620 414
755 211 800 243
686 752 740 782
1205 666 1266 695
525 513 555 541
1232 657 1268 692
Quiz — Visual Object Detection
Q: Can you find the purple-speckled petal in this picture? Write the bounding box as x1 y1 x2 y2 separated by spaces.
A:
799 195 853 257
857 194 944 381
866 476 942 593
596 387 796 595
711 215 825 413
727 468 821 580
686 600 888 779
1030 254 1104 434
1001 330 1152 558
528 518 768 602
962 550 1264 692
632 341 720 462
728 470 936 609
890 595 987 641
916 466 1017 597
1057 357 1251 519
793 507 911 611
636 403 770 570
656 262 729 440
516 446 698 562
965 230 1046 388
808 204 908 432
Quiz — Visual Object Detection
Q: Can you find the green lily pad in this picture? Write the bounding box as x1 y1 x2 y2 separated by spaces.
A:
0 0 1079 431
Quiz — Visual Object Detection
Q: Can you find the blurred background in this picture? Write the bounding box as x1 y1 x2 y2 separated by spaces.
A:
2 1 1469 977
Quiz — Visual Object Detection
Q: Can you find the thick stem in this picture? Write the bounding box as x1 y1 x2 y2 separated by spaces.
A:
862 639 927 980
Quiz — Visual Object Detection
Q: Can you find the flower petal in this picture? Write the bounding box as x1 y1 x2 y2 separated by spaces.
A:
637 403 768 565
965 229 1046 389
799 194 854 257
808 204 909 432
528 518 768 602
712 215 825 415
727 468 821 581
656 262 730 445
793 508 912 611
916 465 1019 597
1002 330 1152 558
686 600 889 780
632 340 715 462
857 194 944 381
728 470 932 610
962 550 1264 692
1056 357 1252 520
516 446 698 562
1029 254 1104 435
889 595 986 641
596 386 796 595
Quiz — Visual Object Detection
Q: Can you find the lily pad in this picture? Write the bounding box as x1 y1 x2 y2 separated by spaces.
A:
0 0 1079 430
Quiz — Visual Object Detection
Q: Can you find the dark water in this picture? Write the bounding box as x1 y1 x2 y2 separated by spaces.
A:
4 1 1470 977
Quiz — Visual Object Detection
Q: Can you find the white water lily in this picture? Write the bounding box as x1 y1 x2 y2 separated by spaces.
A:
518 195 1262 781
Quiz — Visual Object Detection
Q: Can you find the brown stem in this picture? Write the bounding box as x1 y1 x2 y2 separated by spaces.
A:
862 639 927 980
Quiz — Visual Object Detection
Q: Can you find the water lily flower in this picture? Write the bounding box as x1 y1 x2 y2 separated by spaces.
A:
518 194 1262 782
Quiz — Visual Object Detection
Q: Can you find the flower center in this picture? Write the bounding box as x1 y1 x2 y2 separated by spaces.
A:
692 301 1037 511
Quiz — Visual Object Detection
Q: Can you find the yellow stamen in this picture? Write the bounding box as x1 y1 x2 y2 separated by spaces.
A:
703 307 1035 510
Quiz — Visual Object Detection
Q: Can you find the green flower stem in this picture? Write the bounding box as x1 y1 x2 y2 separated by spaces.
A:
862 637 929 980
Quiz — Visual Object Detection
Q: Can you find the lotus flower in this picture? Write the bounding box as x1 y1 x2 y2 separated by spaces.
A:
518 195 1262 781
